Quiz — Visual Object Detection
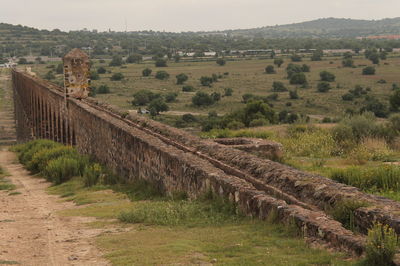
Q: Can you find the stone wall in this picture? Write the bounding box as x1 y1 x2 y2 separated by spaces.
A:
12 69 400 258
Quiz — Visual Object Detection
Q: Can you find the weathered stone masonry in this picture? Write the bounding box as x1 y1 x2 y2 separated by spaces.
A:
11 69 400 259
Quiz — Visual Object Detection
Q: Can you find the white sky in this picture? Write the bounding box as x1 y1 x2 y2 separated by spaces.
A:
1 0 399 32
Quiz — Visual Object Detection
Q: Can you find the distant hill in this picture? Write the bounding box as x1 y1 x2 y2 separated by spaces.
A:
218 18 400 38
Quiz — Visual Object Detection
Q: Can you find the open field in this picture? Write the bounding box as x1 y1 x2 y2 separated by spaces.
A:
31 54 400 121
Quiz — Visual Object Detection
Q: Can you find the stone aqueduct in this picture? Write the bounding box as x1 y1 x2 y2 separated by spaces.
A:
10 57 400 259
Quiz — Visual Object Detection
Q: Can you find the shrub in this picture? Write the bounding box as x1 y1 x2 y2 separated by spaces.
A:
249 118 269 127
155 58 167 67
224 88 233 96
165 92 178 102
83 163 103 187
289 90 299 99
200 76 214 87
44 71 55 80
320 71 336 82
109 55 123 66
291 54 302 62
342 93 354 101
363 66 376 75
365 223 398 266
97 85 110 94
110 72 124 81
272 81 287 92
301 64 310 72
126 54 142 63
192 92 214 106
182 85 195 92
329 199 369 231
132 90 161 106
176 73 188 84
97 66 106 74
148 98 169 115
182 114 197 123
216 58 226 66
27 146 78 174
155 71 169 80
342 58 354 67
142 68 152 77
18 139 61 165
274 58 284 67
265 65 276 74
317 82 332 93
227 121 245 130
43 156 81 184
289 72 307 85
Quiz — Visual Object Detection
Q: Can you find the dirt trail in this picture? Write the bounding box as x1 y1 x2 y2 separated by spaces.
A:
0 147 110 266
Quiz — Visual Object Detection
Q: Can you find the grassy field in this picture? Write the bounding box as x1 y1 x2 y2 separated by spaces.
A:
31 54 400 120
49 178 357 265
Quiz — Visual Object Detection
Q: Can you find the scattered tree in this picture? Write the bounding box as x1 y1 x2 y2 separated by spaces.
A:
273 58 284 67
272 81 287 92
109 55 123 66
320 71 336 82
317 82 332 93
155 58 167 67
362 66 376 75
155 71 170 80
126 54 142 63
110 72 124 81
176 73 188 84
142 68 152 77
216 58 226 66
265 65 276 74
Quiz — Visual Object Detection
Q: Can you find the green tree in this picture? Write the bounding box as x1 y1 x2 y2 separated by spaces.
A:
390 89 400 111
273 58 284 67
149 98 169 115
155 71 170 80
97 85 110 94
132 90 161 106
291 54 302 62
142 68 152 77
126 54 142 63
290 72 307 85
155 58 167 67
110 72 124 81
90 71 100 80
56 63 64 74
317 82 332 93
176 73 188 84
192 92 214 106
272 81 287 92
362 66 376 75
97 66 106 74
265 65 276 74
342 58 354 67
320 71 336 82
109 55 123 66
216 58 226 66
311 49 323 61
200 76 214 87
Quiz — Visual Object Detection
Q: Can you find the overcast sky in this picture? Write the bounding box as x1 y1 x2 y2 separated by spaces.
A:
2 0 400 32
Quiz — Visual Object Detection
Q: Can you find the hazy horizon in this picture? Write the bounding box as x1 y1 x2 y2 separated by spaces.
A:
2 0 400 32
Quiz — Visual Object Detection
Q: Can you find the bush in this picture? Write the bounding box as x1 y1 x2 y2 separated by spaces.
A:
176 73 188 84
363 66 376 75
192 92 214 106
290 72 307 85
126 54 142 63
211 92 221 102
317 82 332 93
27 146 78 174
165 92 178 102
155 58 167 67
224 88 233 96
216 58 226 66
200 76 214 87
272 81 287 92
342 93 354 101
249 118 269 127
110 72 124 81
109 55 123 66
365 223 398 266
83 163 103 187
291 54 302 62
182 114 197 123
289 90 299 99
227 121 245 130
274 58 284 67
329 199 369 231
43 156 81 184
148 98 169 115
44 71 55 80
142 68 152 77
18 139 61 165
97 85 110 94
342 58 354 67
132 90 161 106
265 65 276 74
97 66 106 74
182 85 195 92
155 71 170 80
320 71 336 82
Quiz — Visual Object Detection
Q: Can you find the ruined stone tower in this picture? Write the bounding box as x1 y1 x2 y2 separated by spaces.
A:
63 48 90 99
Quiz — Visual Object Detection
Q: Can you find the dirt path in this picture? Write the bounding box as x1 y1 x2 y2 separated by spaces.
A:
0 147 110 265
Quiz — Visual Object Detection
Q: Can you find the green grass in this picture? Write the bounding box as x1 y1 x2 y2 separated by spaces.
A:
47 177 357 265
0 166 15 191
